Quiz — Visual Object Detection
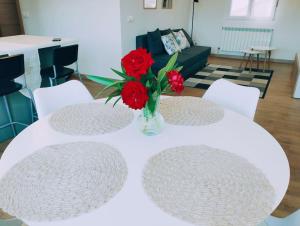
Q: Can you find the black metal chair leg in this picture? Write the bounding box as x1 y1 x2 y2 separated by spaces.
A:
76 62 82 82
26 88 37 123
2 96 16 136
49 77 54 87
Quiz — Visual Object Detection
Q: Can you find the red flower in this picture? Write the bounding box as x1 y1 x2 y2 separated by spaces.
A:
121 81 149 110
166 70 184 94
121 48 154 80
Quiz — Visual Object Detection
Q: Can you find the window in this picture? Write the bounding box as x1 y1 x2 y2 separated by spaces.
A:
230 0 278 20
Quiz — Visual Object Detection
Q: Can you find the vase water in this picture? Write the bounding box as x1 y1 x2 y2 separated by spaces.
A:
138 96 165 136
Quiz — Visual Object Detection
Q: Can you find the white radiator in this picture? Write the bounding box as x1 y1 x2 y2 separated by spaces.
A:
221 27 273 52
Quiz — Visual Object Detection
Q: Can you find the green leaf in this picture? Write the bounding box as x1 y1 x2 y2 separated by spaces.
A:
121 65 126 74
113 97 122 107
176 66 183 72
162 90 174 95
94 81 124 98
157 52 179 83
157 67 168 83
105 90 121 104
111 68 133 80
87 75 116 86
160 76 169 91
145 80 151 89
165 52 178 71
147 94 156 114
102 81 124 92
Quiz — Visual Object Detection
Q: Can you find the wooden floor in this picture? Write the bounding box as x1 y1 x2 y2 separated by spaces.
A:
0 139 11 158
0 56 299 219
207 57 300 218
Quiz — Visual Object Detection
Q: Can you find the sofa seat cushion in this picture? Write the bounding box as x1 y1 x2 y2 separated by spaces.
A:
152 46 211 71
152 54 172 71
178 46 211 66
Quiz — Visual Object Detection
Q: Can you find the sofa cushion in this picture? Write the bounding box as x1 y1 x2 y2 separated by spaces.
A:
147 29 165 55
136 34 148 50
172 30 190 50
160 28 172 36
161 33 181 55
181 29 194 47
173 29 194 47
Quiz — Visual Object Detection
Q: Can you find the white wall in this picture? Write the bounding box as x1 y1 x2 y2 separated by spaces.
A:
20 0 123 78
193 0 300 61
120 0 193 54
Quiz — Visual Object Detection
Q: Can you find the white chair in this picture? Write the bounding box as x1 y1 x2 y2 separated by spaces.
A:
203 79 260 120
33 80 93 118
259 210 300 226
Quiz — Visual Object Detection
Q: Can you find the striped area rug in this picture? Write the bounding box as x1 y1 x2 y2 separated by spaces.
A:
184 64 273 98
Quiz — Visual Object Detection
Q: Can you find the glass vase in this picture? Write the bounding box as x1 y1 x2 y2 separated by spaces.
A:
138 96 165 136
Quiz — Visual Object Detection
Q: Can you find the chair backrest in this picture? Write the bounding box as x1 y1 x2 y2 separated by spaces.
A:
38 45 60 69
203 79 260 120
54 44 78 67
33 80 93 118
0 54 24 82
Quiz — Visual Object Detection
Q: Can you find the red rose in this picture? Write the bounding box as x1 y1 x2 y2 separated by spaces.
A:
166 70 184 94
121 81 149 110
121 48 154 80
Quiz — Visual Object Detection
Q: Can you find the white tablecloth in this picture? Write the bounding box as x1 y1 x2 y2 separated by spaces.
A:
0 35 78 98
0 99 290 226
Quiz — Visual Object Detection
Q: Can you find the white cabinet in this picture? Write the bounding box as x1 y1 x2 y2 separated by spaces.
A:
293 53 300 98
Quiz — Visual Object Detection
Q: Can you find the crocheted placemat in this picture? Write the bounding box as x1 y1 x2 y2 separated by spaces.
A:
160 97 224 126
143 145 275 226
49 103 134 136
0 142 128 222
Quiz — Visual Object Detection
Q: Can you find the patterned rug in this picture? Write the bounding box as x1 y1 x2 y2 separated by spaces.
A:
184 64 274 98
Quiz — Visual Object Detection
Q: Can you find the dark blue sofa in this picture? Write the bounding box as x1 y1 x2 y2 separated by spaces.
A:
136 29 211 79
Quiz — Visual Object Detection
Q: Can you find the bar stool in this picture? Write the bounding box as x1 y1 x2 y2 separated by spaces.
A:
240 49 262 73
39 44 82 86
0 54 32 136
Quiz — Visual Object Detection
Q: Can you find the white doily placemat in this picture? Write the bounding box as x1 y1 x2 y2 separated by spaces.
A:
0 142 128 222
143 145 275 226
160 97 224 126
49 103 134 136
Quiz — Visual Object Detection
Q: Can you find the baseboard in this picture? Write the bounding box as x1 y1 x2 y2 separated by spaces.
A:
211 53 294 64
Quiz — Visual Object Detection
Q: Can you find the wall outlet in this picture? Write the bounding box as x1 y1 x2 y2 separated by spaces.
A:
127 16 134 23
22 11 30 18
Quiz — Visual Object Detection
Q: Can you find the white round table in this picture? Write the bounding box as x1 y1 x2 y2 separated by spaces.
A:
0 99 290 226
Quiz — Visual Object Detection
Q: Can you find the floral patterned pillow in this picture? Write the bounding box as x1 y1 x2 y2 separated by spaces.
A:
173 30 191 50
161 33 181 55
